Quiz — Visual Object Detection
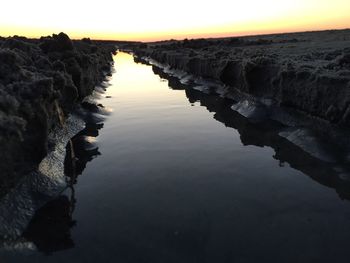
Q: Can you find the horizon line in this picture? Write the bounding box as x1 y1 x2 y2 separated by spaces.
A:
1 27 350 43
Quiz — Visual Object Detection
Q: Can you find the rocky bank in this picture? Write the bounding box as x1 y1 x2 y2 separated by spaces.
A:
0 33 116 193
132 29 350 127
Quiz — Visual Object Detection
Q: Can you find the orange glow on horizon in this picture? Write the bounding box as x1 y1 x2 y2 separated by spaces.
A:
0 0 349 41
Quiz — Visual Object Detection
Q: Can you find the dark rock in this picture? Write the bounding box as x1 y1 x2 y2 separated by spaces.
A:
0 33 116 194
40 32 74 53
52 60 66 72
81 102 101 113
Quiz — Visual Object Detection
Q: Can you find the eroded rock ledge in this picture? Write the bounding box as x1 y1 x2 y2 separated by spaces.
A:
0 33 116 191
132 30 350 126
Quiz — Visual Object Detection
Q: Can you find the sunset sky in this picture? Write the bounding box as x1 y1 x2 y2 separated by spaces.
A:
1 0 349 41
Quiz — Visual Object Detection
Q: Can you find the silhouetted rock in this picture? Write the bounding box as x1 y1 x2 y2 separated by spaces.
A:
40 32 74 53
0 33 116 194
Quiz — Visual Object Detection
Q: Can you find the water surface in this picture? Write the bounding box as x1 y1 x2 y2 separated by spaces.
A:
2 52 350 263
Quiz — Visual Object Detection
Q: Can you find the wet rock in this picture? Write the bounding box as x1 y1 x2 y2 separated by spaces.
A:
81 101 101 113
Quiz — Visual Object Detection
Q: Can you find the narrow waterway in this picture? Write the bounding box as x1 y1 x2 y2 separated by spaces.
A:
2 52 350 262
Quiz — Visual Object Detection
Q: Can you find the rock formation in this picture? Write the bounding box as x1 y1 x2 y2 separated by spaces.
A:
132 30 350 126
0 33 116 193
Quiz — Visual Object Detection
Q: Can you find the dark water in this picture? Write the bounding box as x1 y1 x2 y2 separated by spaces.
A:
2 52 350 263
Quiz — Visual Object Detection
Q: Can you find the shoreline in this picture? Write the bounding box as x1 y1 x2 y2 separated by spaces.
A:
0 33 117 196
130 29 350 127
130 52 350 182
0 85 111 245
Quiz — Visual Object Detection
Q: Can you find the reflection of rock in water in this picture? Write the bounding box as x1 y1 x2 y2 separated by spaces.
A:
152 66 188 90
22 195 75 255
64 121 103 179
152 64 350 201
18 103 105 254
186 88 350 201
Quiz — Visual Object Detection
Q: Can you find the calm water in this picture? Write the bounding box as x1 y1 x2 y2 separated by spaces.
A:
2 52 350 262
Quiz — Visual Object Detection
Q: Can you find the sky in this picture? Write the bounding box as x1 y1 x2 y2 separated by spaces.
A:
0 0 350 41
